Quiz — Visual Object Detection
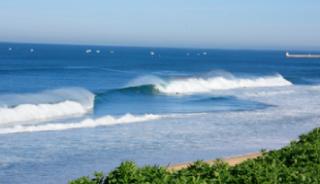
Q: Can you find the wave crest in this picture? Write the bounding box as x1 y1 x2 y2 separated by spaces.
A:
155 74 292 94
107 74 292 96
0 88 94 124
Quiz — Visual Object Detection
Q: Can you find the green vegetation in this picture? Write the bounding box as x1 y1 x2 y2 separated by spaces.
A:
69 128 320 184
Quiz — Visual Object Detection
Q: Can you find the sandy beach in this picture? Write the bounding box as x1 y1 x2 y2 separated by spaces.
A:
167 152 262 171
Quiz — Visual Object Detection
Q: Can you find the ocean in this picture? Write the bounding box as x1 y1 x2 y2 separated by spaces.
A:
0 43 320 183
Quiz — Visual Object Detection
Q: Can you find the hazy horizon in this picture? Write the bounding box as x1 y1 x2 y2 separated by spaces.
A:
1 0 320 50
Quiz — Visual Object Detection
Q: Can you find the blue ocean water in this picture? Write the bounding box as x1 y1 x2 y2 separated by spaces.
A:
0 43 320 183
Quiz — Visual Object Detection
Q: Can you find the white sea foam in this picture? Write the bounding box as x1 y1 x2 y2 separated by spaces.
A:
0 88 94 124
0 114 161 134
155 74 292 95
242 90 295 97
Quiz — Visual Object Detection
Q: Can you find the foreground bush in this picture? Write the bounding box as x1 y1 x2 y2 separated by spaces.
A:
69 128 320 184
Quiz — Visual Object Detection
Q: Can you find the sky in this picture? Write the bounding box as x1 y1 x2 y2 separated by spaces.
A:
0 0 320 50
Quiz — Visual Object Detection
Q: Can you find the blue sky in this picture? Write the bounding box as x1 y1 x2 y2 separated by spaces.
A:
0 0 320 49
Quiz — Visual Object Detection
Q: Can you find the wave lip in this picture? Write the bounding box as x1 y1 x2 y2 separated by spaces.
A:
0 88 94 124
0 114 161 134
155 74 292 95
110 84 160 95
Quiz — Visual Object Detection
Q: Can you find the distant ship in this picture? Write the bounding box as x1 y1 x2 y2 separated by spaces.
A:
286 52 320 59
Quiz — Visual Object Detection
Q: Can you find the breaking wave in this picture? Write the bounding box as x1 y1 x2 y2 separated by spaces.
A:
156 74 292 94
113 74 292 96
0 114 161 134
0 88 94 124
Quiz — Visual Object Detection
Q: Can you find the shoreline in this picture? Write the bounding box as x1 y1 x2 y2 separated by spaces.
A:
167 152 262 171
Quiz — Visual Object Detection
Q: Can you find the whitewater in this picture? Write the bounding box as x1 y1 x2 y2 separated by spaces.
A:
154 74 292 94
0 114 162 134
0 88 94 125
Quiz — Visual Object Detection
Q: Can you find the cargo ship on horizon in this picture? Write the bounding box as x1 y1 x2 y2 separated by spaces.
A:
286 52 320 59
